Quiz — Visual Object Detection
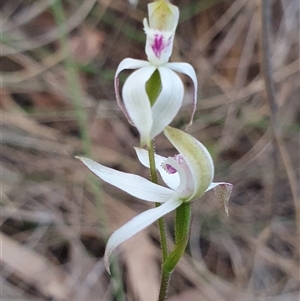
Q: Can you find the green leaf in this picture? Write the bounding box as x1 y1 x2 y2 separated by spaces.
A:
175 203 191 244
163 233 189 273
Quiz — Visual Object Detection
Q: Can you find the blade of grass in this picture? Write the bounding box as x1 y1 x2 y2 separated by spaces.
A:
50 1 126 300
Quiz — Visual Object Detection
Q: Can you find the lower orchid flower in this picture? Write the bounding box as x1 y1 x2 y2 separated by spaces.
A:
76 126 232 273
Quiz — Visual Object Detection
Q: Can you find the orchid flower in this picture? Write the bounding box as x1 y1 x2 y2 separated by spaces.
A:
115 0 198 146
76 126 232 273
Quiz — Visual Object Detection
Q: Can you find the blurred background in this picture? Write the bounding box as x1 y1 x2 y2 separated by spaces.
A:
1 0 299 300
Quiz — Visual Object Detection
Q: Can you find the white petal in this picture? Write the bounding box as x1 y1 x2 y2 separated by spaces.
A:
122 66 157 146
134 147 180 190
164 155 192 197
134 147 163 168
164 127 214 201
166 62 198 128
104 197 182 273
158 169 180 191
206 182 233 216
134 147 150 167
150 67 184 139
76 157 176 202
115 58 151 125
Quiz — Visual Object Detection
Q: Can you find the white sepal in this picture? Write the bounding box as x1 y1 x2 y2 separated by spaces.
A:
104 197 182 273
76 157 176 203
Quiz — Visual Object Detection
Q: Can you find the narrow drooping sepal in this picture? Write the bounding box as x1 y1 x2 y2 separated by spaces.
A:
104 198 182 273
164 126 214 201
166 62 198 128
76 157 177 203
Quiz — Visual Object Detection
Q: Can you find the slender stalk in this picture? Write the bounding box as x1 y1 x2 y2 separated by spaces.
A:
51 1 126 300
259 0 277 128
147 140 171 300
158 270 171 301
148 140 158 184
158 204 191 301
148 140 169 261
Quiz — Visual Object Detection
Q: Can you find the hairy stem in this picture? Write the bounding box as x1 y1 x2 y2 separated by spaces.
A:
147 140 171 300
158 270 171 301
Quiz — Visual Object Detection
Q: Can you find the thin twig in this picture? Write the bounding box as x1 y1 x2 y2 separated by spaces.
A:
258 0 299 237
259 0 278 128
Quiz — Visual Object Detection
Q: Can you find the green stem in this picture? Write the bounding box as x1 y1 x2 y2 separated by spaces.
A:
159 204 191 300
147 140 171 300
148 140 168 261
158 270 171 301
148 140 158 183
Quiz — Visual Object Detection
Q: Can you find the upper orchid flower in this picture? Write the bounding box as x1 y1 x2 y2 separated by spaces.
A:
115 0 198 146
76 126 232 273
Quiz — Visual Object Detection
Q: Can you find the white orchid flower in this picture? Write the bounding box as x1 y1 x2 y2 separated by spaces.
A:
76 126 232 273
115 0 198 146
